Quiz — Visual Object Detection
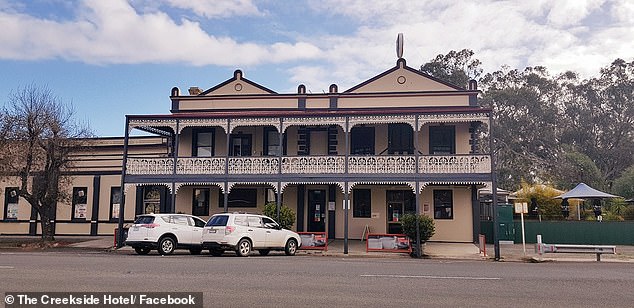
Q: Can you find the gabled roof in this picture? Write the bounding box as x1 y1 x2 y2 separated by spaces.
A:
199 70 277 96
344 58 465 94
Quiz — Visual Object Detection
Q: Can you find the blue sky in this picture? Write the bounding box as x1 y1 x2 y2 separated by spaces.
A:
1 0 633 137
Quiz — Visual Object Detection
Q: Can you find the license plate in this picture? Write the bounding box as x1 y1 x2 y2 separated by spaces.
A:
208 229 216 233
133 226 139 231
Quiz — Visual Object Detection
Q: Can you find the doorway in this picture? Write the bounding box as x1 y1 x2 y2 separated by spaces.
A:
308 189 326 232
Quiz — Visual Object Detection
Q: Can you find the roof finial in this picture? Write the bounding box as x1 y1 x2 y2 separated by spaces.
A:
396 33 404 59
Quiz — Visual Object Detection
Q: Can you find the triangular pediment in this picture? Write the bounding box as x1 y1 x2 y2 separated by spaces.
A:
199 70 277 96
344 59 463 93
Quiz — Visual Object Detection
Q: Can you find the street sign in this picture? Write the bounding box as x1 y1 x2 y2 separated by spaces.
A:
514 202 528 214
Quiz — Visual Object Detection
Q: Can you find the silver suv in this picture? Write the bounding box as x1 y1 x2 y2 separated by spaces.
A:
126 213 207 255
201 213 301 257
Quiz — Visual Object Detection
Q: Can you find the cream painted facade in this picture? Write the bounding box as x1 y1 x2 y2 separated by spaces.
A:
1 58 492 244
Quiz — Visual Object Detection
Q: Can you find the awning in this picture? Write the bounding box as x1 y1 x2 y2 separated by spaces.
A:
554 183 620 199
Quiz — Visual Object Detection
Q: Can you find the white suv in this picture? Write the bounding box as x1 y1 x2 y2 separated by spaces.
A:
126 214 207 255
201 213 301 257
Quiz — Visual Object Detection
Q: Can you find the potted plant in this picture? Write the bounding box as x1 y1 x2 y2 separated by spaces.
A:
400 213 435 257
263 202 296 229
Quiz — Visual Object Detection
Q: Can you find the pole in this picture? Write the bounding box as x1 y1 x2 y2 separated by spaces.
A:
488 112 501 261
117 116 130 248
521 211 526 255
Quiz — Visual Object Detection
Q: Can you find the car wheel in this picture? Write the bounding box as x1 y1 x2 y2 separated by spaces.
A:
189 247 202 255
210 249 224 256
258 249 270 256
285 239 298 256
158 236 176 255
134 247 151 255
235 239 251 257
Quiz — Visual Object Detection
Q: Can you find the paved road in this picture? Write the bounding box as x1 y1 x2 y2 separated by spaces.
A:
1 250 633 307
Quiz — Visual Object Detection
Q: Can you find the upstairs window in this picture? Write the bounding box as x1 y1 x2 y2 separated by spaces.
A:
388 123 414 154
351 126 375 155
193 129 215 157
263 127 281 156
230 134 252 157
429 125 455 155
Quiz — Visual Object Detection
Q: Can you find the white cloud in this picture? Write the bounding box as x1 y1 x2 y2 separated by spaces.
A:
0 0 320 65
1 0 632 92
162 0 263 18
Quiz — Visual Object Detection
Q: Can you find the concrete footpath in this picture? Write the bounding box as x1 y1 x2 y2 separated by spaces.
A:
1 236 633 262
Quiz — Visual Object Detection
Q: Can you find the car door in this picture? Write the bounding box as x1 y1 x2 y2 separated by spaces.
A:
189 216 206 245
262 217 286 248
169 215 193 245
246 216 265 248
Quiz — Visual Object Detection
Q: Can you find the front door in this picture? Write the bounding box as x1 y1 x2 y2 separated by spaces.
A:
308 190 326 232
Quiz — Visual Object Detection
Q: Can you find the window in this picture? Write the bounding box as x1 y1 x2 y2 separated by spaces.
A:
388 124 413 154
247 216 262 227
205 215 228 227
351 126 375 155
230 134 252 156
192 188 210 216
193 129 215 157
221 188 257 208
109 187 121 221
433 190 453 219
429 125 455 154
263 127 280 156
71 187 88 220
4 187 19 220
143 187 161 214
262 217 279 229
353 189 371 218
386 190 415 222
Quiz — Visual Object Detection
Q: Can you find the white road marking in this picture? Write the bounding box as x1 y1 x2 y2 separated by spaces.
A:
361 274 501 280
0 266 15 269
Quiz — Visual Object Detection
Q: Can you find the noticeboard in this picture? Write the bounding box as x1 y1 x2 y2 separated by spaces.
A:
298 232 328 251
366 233 411 253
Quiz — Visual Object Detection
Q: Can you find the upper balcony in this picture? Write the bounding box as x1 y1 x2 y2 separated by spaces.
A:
125 154 491 176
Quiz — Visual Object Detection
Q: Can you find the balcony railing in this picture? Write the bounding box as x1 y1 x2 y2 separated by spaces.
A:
126 154 491 175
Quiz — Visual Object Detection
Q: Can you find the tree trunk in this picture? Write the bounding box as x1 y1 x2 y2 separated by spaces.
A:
39 212 55 241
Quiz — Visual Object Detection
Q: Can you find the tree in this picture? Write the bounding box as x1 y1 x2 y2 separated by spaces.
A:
400 214 435 257
0 84 91 241
560 59 634 185
263 202 296 230
552 149 604 190
612 165 634 199
420 49 482 89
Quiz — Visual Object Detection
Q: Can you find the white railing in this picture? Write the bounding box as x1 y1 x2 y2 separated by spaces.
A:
177 157 225 174
125 155 491 175
228 157 279 174
282 156 345 174
348 155 417 174
126 157 174 175
420 155 491 173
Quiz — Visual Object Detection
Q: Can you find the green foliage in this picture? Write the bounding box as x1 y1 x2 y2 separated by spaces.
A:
420 49 482 89
400 214 435 243
516 182 564 220
553 149 604 190
612 165 634 199
263 202 296 230
623 205 634 220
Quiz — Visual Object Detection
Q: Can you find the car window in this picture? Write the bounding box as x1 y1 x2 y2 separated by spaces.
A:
160 216 170 223
206 215 228 227
191 217 206 228
247 216 262 227
171 215 189 226
234 216 248 226
134 216 154 224
262 217 278 229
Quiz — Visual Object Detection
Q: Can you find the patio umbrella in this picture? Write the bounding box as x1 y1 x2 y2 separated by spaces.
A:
554 183 620 199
